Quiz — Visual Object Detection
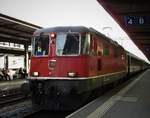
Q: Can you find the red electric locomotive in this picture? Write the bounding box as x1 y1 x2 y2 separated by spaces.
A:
29 26 127 110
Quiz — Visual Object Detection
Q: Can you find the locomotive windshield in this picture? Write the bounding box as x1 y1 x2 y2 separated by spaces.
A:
33 35 49 56
56 33 80 56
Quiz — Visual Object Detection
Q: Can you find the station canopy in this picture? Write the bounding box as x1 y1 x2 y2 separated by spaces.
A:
0 13 41 45
97 0 150 61
0 13 42 54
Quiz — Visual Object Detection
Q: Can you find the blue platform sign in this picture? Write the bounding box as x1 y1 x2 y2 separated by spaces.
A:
125 16 147 26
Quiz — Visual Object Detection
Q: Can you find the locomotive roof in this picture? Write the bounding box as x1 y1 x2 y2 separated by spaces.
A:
34 26 123 48
34 26 90 34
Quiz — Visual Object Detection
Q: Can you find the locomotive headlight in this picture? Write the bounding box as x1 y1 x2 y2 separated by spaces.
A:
68 72 77 77
32 72 39 77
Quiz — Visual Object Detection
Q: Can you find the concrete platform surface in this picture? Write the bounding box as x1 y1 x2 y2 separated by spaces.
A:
66 69 150 118
102 69 150 118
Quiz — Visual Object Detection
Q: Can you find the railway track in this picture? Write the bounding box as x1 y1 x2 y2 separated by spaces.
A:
0 87 29 108
26 110 72 118
0 87 69 118
0 88 34 118
0 100 35 118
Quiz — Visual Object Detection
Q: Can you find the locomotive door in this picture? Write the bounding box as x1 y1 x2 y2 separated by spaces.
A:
91 35 102 73
95 36 102 71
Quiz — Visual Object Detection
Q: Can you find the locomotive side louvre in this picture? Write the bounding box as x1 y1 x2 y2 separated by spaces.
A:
89 29 127 85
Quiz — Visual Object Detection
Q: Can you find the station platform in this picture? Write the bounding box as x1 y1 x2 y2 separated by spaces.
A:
0 79 28 91
67 69 150 118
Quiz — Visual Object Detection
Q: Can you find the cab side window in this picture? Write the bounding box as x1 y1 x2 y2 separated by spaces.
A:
81 33 91 55
103 44 110 56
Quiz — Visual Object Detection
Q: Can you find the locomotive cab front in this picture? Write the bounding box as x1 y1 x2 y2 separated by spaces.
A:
29 27 95 110
30 30 91 78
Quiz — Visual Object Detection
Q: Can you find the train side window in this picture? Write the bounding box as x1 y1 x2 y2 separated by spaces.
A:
81 34 99 56
81 33 91 55
103 44 110 56
90 35 98 56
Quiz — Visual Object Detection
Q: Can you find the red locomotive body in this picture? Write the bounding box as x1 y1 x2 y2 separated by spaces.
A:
29 26 127 110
